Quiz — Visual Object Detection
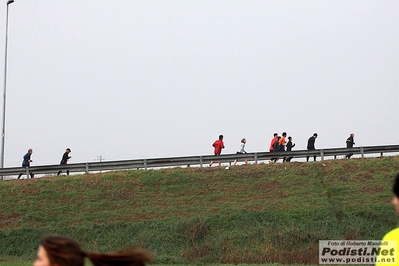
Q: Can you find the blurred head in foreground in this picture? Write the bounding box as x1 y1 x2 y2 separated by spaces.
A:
33 234 153 266
392 173 399 215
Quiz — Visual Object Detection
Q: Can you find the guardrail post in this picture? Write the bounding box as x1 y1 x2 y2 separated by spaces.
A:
85 163 89 174
25 167 29 178
320 150 324 161
254 153 258 164
360 146 364 158
144 159 147 170
199 156 203 167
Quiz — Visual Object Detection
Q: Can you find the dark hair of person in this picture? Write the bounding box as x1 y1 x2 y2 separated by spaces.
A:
39 235 153 266
219 135 223 139
393 173 399 197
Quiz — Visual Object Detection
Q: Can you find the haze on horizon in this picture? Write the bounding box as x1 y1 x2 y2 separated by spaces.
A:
1 0 398 167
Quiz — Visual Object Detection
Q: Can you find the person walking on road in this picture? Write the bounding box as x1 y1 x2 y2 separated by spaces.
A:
57 148 71 176
306 133 318 162
209 135 225 167
345 133 355 159
17 148 34 179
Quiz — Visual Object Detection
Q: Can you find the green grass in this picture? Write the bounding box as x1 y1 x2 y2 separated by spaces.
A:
1 156 399 264
3 260 283 266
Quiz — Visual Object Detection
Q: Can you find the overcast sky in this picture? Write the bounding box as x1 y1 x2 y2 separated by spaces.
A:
0 0 398 167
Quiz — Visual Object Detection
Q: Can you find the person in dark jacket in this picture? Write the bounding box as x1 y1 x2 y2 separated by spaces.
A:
272 136 281 162
286 136 295 162
17 148 34 179
269 133 278 162
345 133 355 159
57 148 71 176
306 133 318 162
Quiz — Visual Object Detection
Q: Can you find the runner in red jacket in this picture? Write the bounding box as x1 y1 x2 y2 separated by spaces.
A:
209 135 225 166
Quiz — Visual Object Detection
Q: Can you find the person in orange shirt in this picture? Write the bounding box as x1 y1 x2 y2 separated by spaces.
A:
277 132 287 162
278 132 287 150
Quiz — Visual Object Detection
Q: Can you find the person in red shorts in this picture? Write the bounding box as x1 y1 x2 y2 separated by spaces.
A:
209 135 225 167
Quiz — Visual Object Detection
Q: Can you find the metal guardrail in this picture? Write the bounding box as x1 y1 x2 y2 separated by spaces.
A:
1 144 398 180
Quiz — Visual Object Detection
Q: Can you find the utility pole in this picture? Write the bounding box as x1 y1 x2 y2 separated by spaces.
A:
95 155 105 173
1 0 15 175
95 155 105 162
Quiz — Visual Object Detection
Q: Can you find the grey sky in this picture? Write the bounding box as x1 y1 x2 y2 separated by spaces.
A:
1 0 398 167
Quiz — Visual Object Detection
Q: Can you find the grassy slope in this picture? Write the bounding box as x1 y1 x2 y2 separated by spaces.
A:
1 156 399 264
